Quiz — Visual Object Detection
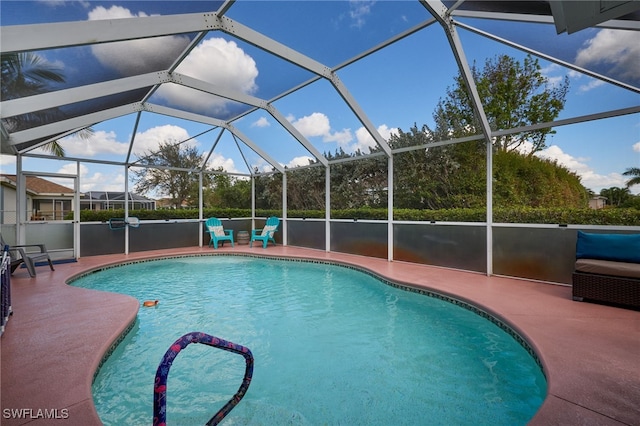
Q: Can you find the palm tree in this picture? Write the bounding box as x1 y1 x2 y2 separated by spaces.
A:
1 52 93 156
623 167 640 189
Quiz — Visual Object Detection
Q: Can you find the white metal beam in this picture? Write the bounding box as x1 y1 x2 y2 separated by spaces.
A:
1 72 170 118
333 18 438 72
492 105 640 137
450 10 555 25
457 22 640 94
142 103 226 127
216 16 331 77
217 1 236 17
171 72 267 108
1 12 220 53
9 103 144 146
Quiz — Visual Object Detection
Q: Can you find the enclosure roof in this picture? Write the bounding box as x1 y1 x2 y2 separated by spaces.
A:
1 0 639 175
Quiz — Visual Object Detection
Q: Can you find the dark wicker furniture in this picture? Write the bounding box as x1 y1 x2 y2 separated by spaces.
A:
572 231 640 310
572 271 640 309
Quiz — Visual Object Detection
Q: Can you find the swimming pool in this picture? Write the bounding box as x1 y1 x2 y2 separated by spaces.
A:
73 255 546 425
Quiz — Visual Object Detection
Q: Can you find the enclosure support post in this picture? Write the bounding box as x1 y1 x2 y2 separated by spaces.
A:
251 176 256 231
15 156 23 244
199 172 204 248
325 166 331 253
74 161 81 259
124 166 130 255
388 155 394 262
282 172 287 246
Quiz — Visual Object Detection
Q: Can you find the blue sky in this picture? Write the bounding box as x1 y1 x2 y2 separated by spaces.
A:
1 0 639 196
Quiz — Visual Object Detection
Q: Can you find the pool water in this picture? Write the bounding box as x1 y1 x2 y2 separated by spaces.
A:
73 256 546 425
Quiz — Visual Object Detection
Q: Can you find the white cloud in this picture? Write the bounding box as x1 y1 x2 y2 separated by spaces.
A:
349 0 375 29
633 141 640 153
55 125 200 160
0 154 16 167
88 6 190 75
290 112 355 150
324 128 354 145
291 112 332 138
567 69 607 92
353 124 399 153
59 130 129 157
255 158 276 173
289 113 399 154
578 78 606 92
575 29 640 83
251 117 270 128
207 152 240 174
37 0 67 7
540 63 565 89
54 163 125 192
535 144 628 193
284 156 314 169
133 125 194 155
377 124 399 140
156 37 259 115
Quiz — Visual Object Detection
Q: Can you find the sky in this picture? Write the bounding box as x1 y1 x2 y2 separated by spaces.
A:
1 0 639 197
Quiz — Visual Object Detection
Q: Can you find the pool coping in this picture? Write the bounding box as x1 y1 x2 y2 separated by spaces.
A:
2 245 639 425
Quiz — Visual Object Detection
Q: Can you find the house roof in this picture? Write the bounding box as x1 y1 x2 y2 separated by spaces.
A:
0 174 74 196
82 191 155 202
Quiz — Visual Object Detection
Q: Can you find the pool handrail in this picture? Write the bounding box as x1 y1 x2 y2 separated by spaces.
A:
153 332 254 426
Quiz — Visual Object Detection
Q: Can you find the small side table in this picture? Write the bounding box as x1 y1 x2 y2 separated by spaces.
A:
237 230 250 245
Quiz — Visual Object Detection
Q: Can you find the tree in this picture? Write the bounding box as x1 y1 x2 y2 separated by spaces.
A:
1 52 93 156
328 148 387 209
384 54 577 210
431 54 569 156
388 125 487 209
286 160 326 211
206 171 251 209
132 140 210 208
600 187 631 207
623 167 640 189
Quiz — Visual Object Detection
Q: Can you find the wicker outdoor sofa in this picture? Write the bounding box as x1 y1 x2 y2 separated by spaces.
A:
572 231 640 310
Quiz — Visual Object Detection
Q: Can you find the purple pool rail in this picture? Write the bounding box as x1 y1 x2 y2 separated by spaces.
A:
153 332 254 426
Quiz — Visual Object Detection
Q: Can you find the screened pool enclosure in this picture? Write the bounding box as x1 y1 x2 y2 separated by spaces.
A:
1 1 639 284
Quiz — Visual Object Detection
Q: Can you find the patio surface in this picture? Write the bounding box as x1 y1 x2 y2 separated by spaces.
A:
1 245 639 425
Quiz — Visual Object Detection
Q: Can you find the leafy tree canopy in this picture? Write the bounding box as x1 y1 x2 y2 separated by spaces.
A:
133 140 210 208
1 52 93 157
430 54 569 155
623 167 640 189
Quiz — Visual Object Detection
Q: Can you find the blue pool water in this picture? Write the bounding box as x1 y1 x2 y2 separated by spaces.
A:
72 255 546 425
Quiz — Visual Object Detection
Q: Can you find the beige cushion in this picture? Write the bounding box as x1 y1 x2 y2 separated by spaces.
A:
208 225 225 237
261 225 276 237
575 258 640 279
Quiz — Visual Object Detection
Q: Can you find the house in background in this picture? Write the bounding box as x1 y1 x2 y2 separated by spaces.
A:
1 175 156 224
1 174 75 222
588 195 607 210
81 191 156 211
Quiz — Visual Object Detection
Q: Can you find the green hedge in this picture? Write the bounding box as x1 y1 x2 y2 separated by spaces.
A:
74 207 640 226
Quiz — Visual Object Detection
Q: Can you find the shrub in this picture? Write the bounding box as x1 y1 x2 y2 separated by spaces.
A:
76 207 640 226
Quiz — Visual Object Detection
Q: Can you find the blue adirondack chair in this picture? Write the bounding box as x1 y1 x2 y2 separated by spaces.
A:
205 218 234 249
250 216 279 248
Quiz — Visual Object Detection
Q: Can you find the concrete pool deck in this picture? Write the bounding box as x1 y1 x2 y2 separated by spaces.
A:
1 245 639 425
